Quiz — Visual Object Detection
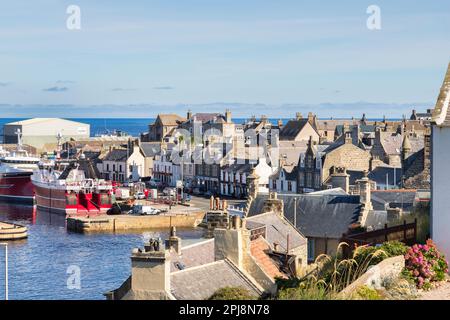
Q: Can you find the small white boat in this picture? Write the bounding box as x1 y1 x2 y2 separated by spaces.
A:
0 221 28 240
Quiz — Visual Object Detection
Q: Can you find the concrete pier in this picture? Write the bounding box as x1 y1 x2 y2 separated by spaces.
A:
66 209 205 233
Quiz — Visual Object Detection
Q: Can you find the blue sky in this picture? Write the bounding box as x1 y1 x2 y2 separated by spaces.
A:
0 0 449 117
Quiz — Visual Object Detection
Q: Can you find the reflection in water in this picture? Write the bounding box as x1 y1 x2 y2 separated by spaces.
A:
0 202 204 300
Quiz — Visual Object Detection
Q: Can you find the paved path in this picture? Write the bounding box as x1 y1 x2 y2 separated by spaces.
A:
417 281 450 300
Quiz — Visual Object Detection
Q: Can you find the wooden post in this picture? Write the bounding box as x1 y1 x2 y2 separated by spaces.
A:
403 220 407 242
414 218 417 242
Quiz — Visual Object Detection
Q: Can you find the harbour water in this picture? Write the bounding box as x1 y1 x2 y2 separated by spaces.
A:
0 202 205 300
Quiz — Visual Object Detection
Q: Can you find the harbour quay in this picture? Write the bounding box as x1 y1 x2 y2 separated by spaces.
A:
66 206 205 233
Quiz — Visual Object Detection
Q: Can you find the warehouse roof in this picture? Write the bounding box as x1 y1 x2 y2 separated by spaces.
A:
6 118 89 126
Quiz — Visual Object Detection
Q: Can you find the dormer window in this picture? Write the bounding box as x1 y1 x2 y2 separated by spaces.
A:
300 153 305 167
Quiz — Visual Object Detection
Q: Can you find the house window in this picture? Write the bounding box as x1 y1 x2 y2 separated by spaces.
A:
288 181 292 192
315 174 321 188
307 239 315 262
299 172 304 186
306 173 312 188
306 155 313 168
316 155 322 169
106 164 110 171
119 165 122 172
272 179 277 190
113 164 116 171
300 154 305 167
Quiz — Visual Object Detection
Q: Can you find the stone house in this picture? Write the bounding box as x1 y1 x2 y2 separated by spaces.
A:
247 172 397 262
431 62 450 260
269 167 297 194
220 158 275 198
321 135 371 182
139 142 161 179
297 137 327 193
98 141 145 182
279 113 320 142
146 114 186 142
106 212 307 300
153 150 176 187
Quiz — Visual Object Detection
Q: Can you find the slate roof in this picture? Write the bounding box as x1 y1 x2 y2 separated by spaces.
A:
335 124 376 136
169 238 215 272
279 119 313 140
170 260 262 300
371 190 417 212
157 114 186 126
346 170 365 185
364 210 388 230
278 140 308 166
222 162 253 173
379 132 423 155
102 149 129 161
270 166 297 181
368 166 402 187
140 142 161 157
248 193 362 239
246 211 307 251
192 113 225 123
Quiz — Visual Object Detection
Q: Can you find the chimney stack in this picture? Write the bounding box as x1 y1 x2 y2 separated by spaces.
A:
296 112 303 121
225 109 232 123
130 238 170 299
358 170 373 210
165 226 182 255
187 109 192 120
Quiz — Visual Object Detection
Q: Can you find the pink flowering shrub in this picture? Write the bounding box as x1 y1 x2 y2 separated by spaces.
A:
403 239 449 289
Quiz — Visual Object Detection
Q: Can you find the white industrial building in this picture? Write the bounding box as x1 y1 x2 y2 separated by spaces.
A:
431 63 450 259
3 118 90 152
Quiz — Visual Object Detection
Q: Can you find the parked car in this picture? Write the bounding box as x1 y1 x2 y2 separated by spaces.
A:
134 192 145 200
131 205 160 215
163 187 176 197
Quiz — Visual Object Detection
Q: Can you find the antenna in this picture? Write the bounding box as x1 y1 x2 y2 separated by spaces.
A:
56 132 63 160
15 128 23 151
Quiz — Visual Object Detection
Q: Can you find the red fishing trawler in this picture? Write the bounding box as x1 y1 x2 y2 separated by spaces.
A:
0 145 40 203
31 154 113 216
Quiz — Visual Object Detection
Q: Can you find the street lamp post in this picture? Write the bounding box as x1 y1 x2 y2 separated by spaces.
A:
0 243 8 300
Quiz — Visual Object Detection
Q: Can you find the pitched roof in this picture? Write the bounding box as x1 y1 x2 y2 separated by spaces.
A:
371 190 417 212
250 237 287 279
192 113 225 123
248 193 362 239
170 260 262 300
368 166 402 186
431 63 450 126
379 132 423 155
157 114 186 126
246 211 307 251
103 148 129 161
169 238 215 272
140 142 161 157
279 119 313 140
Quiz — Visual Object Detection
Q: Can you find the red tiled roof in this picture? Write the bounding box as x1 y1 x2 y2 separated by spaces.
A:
250 237 287 280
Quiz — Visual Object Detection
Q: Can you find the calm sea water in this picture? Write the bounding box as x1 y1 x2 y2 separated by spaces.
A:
0 202 205 300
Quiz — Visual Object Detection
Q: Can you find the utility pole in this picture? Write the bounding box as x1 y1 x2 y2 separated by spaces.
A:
1 243 8 300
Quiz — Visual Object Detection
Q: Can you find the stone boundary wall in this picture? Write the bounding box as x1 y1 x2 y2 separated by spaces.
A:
340 255 405 297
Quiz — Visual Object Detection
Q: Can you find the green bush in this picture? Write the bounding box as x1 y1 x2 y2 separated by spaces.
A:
354 286 382 300
208 287 256 300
